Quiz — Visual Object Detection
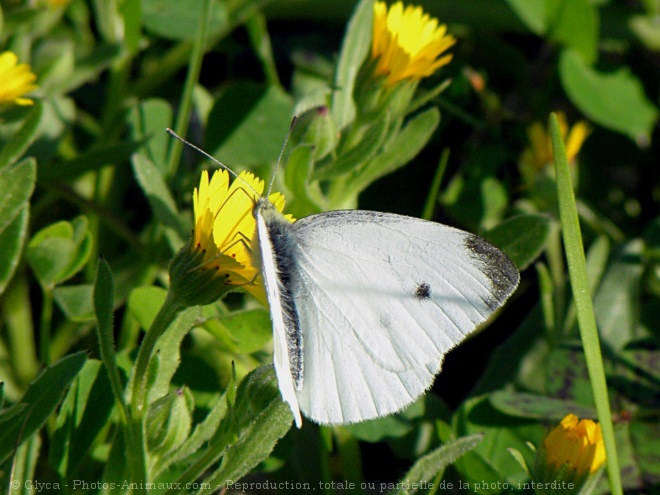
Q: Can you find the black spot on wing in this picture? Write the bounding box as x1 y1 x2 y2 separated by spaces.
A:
415 282 431 300
465 234 519 310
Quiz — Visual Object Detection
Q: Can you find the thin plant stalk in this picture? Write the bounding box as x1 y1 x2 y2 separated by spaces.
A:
549 112 622 495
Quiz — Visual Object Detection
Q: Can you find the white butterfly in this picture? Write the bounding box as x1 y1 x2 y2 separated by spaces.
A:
254 198 519 427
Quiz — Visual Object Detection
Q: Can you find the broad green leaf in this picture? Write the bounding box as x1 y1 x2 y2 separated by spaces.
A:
390 434 483 495
56 43 122 94
128 98 174 174
53 284 94 322
199 366 292 494
132 153 186 239
126 285 199 403
149 306 200 404
206 83 294 166
489 391 596 421
128 286 168 331
0 158 35 234
506 0 545 34
629 420 660 485
483 214 551 271
452 397 541 492
0 205 29 297
143 0 228 40
559 50 658 143
157 391 230 476
347 107 439 198
546 0 598 63
314 111 390 180
593 239 644 352
545 344 594 407
218 309 273 355
49 359 115 478
630 14 660 51
332 0 373 129
0 352 87 464
0 103 43 170
343 409 417 443
26 217 92 288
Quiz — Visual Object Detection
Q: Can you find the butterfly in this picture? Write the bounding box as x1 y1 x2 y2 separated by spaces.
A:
253 197 519 427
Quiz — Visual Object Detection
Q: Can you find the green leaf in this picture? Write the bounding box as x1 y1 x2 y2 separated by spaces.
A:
132 153 186 239
128 286 168 331
564 235 610 334
452 396 542 491
218 309 273 355
332 0 373 129
0 205 29 297
314 111 391 180
26 217 92 288
200 366 292 494
546 0 598 64
128 98 174 174
593 239 644 352
0 352 87 464
559 50 658 143
506 0 545 34
54 43 122 94
389 434 483 495
629 420 660 486
0 103 43 170
53 284 95 322
0 158 36 234
545 344 595 407
347 107 440 197
343 413 415 443
39 140 144 181
489 391 596 421
284 144 324 217
142 0 228 40
483 214 551 271
49 359 115 478
206 83 294 166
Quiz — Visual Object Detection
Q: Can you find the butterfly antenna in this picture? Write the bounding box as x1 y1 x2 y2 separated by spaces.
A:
266 115 298 196
166 128 260 196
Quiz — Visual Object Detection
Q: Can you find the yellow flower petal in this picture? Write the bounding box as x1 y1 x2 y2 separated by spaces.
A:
0 51 38 106
372 1 455 86
543 413 606 474
192 169 292 305
522 112 591 171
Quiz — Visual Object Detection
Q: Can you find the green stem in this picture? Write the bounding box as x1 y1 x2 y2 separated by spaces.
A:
1 275 39 387
549 113 622 495
128 291 184 486
166 0 212 178
39 287 54 365
422 148 450 221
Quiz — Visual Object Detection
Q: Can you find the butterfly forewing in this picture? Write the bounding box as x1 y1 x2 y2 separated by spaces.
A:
286 210 519 425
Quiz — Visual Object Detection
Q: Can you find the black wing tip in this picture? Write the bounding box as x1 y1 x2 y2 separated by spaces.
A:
465 234 520 308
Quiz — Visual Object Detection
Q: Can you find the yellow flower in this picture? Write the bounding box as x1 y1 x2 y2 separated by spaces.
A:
523 112 591 171
0 52 38 106
192 169 290 304
543 414 606 475
372 1 455 86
